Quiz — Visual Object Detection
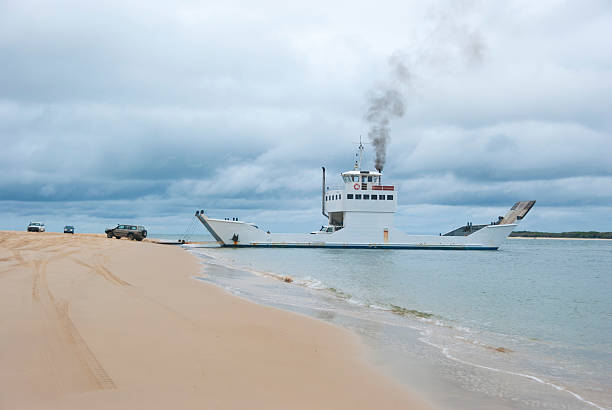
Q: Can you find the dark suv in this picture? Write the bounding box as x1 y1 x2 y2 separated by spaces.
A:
105 224 147 241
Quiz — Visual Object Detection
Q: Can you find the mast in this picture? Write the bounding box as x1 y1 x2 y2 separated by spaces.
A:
321 167 328 218
358 140 364 170
354 138 364 171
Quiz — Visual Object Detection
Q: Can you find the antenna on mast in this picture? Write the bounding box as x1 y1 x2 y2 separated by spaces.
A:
358 137 364 170
354 136 365 170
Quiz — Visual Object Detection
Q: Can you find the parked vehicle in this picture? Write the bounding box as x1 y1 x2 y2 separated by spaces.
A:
27 222 45 232
64 225 75 234
105 224 147 241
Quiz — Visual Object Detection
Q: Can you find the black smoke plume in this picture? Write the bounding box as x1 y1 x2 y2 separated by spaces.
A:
364 5 485 173
365 54 409 172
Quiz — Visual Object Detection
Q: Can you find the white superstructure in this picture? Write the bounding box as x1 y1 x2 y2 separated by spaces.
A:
196 144 535 250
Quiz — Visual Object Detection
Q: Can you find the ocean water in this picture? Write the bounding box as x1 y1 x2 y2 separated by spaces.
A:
154 234 612 409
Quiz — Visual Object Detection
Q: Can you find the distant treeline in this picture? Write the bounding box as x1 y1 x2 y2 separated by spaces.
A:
510 231 612 239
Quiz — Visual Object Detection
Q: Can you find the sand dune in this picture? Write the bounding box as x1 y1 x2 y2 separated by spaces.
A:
0 231 430 409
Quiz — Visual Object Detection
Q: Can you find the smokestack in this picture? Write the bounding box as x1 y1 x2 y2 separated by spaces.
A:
321 167 328 218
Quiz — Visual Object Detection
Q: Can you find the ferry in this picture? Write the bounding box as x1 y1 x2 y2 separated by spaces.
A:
196 144 535 250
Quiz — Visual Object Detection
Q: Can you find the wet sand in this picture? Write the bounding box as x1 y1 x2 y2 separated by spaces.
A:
0 231 430 410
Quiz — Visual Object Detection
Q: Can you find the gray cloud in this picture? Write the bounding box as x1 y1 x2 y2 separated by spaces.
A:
387 122 612 182
1 0 612 233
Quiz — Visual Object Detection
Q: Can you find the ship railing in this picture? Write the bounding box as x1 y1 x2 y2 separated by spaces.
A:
327 185 395 191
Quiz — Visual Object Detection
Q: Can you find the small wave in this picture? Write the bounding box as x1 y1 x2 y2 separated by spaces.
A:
346 297 366 306
455 325 473 333
327 287 352 299
419 336 605 410
222 285 242 295
369 303 389 311
297 276 326 290
193 250 305 287
389 304 434 319
192 276 243 295
454 335 514 353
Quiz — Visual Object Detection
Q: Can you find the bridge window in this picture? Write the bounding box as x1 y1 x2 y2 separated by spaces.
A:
353 176 358 182
363 194 370 199
347 194 353 199
368 176 372 182
373 176 379 183
356 194 362 199
372 195 377 200
387 195 393 200
362 176 367 182
338 194 341 199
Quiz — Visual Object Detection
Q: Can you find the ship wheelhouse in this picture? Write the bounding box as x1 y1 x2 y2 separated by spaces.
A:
324 168 397 230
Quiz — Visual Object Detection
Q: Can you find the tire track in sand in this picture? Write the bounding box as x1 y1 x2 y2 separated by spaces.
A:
4 249 78 277
11 249 26 266
31 257 116 391
0 262 21 275
56 300 116 389
70 255 131 287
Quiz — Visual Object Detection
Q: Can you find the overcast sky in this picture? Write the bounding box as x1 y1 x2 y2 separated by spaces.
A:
1 0 611 235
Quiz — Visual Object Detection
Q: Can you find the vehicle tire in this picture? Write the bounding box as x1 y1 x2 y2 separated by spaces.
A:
107 233 112 238
136 237 143 241
115 236 121 239
128 233 134 240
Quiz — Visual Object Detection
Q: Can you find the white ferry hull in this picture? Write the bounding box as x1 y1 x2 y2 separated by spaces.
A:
194 146 535 251
197 214 517 250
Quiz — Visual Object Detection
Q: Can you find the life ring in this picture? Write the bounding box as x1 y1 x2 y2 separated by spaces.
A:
353 183 360 190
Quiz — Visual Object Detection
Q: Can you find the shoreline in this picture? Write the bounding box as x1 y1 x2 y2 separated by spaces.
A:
190 243 611 410
0 231 430 409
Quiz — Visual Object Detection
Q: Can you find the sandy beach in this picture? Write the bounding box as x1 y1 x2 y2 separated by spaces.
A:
0 231 430 410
